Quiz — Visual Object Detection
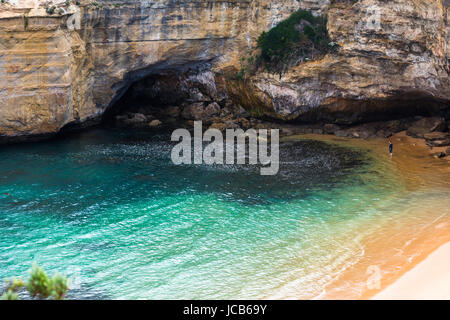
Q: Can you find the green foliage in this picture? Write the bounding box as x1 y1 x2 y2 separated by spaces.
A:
24 16 28 30
49 273 69 300
26 263 52 298
234 69 245 81
8 277 25 292
1 263 69 300
234 56 247 80
234 55 258 80
0 277 24 300
46 6 56 15
1 290 19 300
256 9 338 74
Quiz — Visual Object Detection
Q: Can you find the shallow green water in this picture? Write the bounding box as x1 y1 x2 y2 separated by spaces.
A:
0 128 404 299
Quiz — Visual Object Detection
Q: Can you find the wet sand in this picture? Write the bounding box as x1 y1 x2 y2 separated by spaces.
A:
281 131 450 300
372 241 450 300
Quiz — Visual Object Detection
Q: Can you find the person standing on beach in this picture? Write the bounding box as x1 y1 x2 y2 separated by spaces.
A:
388 140 393 157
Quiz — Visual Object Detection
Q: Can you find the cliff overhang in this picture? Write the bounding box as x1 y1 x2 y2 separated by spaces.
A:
0 0 448 142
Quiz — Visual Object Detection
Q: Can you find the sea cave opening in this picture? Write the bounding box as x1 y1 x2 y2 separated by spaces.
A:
102 62 236 131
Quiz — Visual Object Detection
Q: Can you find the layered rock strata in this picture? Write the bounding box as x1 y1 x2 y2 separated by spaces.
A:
0 0 448 141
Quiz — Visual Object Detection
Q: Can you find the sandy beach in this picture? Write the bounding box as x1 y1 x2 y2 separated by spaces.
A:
370 132 450 300
280 131 450 300
372 242 450 300
334 131 450 300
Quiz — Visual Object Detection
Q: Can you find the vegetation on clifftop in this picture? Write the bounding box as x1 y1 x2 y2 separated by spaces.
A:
234 9 338 79
256 9 337 74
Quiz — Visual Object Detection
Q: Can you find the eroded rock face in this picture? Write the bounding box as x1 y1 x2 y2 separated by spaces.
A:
237 0 449 123
0 0 449 140
0 0 329 140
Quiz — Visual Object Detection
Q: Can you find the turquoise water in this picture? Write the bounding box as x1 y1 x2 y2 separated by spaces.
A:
0 128 403 299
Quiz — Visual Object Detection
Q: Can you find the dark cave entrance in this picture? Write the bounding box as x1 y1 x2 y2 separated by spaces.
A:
100 62 449 140
102 63 228 129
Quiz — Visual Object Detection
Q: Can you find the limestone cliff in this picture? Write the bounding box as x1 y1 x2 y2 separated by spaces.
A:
0 0 448 140
238 0 450 124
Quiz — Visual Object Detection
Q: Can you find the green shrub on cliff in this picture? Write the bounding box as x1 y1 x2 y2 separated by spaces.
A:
1 263 69 300
46 6 56 15
257 9 337 74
